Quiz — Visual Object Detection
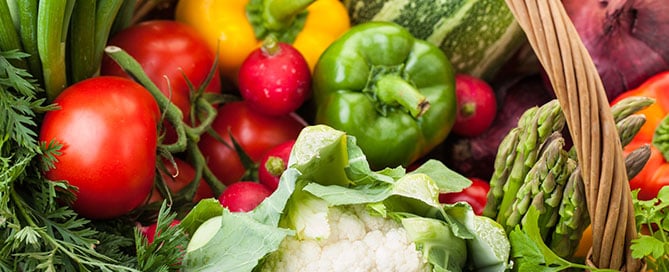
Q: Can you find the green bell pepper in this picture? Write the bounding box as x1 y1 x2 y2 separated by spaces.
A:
313 21 457 169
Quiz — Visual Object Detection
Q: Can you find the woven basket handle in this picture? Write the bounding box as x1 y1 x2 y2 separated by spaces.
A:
502 0 642 271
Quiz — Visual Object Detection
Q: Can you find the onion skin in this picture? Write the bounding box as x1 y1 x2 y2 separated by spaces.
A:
563 0 669 101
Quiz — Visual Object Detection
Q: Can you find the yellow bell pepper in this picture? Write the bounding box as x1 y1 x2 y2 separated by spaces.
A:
175 0 350 82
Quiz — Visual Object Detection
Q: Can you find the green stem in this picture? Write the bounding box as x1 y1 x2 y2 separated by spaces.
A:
460 102 476 117
187 141 226 196
263 0 315 31
104 45 187 154
0 0 26 66
38 0 76 100
375 74 430 118
261 34 281 56
188 97 218 137
265 156 286 177
92 0 124 75
17 0 41 83
68 0 97 83
109 0 136 36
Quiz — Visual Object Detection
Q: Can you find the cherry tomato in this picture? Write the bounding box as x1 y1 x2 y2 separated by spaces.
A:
258 140 295 192
148 158 214 204
101 20 222 142
198 101 306 185
438 177 490 215
40 76 160 219
218 182 272 212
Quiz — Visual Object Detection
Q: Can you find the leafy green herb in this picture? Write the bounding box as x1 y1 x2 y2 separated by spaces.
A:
631 187 669 271
134 202 189 272
509 206 617 272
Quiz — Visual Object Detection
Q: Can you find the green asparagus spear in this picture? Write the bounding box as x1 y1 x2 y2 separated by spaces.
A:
617 114 646 147
483 127 521 218
550 166 589 258
504 133 572 238
610 96 655 123
549 143 650 258
496 100 565 226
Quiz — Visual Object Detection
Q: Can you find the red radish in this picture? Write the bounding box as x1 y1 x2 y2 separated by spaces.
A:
451 74 497 137
238 36 311 116
218 182 272 212
139 219 181 244
258 140 295 192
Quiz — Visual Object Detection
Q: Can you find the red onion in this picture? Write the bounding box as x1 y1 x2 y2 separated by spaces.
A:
563 0 669 101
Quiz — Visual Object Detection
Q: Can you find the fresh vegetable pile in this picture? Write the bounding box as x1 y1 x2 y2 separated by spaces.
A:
1 0 668 271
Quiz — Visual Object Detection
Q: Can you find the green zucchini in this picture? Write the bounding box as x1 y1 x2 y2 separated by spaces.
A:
344 0 526 80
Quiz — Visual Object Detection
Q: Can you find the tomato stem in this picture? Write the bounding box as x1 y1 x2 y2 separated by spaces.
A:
375 74 430 118
104 46 187 153
104 45 227 196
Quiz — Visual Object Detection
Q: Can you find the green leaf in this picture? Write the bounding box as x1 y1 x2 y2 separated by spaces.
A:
630 236 666 259
411 159 471 194
179 198 224 236
183 210 292 272
402 217 468 272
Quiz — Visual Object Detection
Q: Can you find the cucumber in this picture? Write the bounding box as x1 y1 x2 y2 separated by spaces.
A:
344 0 526 81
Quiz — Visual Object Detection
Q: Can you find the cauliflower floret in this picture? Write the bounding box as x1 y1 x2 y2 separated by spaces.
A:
261 205 431 272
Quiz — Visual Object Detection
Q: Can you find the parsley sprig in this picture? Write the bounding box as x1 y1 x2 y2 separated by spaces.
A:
631 186 669 271
508 206 617 272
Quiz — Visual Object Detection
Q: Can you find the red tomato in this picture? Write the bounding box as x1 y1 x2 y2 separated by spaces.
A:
101 20 222 142
198 101 306 185
40 76 160 219
218 182 271 212
149 158 214 204
258 140 295 191
439 177 490 215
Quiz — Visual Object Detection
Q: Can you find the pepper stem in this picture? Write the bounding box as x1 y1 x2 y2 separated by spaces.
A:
375 75 430 118
263 0 315 31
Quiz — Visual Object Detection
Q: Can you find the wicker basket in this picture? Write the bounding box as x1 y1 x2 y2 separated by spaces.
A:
504 1 644 271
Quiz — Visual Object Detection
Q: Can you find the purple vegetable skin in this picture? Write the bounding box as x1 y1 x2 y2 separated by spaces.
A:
563 0 669 101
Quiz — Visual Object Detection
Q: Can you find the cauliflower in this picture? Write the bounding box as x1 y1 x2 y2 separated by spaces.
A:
181 125 510 272
261 205 431 272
